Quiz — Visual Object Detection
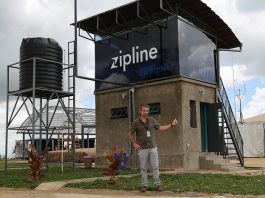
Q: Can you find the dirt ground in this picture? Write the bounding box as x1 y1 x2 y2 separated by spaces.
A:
1 187 265 198
242 157 265 168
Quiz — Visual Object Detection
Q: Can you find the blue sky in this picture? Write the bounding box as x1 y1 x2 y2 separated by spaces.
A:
0 0 265 156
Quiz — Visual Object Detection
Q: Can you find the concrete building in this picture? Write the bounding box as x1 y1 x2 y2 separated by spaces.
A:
95 78 217 170
76 0 243 169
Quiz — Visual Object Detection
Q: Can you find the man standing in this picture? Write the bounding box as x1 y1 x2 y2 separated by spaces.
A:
128 104 178 192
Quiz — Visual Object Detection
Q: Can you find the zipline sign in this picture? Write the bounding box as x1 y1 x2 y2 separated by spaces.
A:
95 19 179 90
110 46 158 72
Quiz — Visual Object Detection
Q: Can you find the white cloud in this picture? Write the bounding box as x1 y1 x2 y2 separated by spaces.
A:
235 0 265 13
243 87 265 119
220 64 254 88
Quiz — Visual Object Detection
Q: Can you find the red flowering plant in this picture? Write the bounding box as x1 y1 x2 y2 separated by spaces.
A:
24 144 49 181
104 147 125 184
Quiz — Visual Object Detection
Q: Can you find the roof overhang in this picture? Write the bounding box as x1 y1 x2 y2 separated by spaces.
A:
74 0 242 49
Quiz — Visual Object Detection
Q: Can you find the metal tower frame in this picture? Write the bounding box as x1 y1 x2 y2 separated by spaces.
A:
4 57 76 173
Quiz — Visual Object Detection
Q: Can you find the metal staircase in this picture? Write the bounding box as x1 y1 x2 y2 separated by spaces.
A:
217 78 244 166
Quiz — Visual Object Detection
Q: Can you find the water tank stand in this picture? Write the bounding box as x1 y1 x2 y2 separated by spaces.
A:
4 57 76 173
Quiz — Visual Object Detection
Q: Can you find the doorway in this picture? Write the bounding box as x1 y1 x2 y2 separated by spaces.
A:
200 102 224 152
200 103 208 152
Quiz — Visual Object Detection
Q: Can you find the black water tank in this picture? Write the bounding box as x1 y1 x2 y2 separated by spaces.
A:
19 37 63 91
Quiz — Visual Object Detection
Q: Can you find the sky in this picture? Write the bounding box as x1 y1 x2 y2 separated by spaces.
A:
0 0 265 157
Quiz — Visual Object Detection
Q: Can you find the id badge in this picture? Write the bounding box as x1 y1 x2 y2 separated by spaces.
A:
146 130 151 137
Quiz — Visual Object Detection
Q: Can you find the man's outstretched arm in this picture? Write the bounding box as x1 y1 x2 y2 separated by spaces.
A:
159 118 178 131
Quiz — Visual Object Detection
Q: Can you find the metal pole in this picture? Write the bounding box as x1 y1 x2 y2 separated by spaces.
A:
239 89 243 123
61 130 64 173
81 125 84 148
73 0 77 171
32 58 36 146
40 97 42 154
46 99 49 169
74 0 78 75
87 134 89 148
22 133 25 160
72 70 76 171
4 66 10 173
57 133 60 149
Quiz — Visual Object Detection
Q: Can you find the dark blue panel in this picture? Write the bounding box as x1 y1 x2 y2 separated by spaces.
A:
94 17 216 90
95 19 179 90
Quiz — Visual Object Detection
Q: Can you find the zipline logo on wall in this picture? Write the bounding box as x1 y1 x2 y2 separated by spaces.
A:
111 46 158 72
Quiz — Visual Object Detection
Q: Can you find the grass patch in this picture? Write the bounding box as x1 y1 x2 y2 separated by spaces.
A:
66 173 265 195
0 162 139 189
0 159 3 169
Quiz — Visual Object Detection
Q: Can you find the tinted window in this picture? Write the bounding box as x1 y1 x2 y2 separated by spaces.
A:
178 20 216 83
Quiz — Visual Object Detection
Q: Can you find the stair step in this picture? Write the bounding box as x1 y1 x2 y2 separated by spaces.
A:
228 152 237 155
200 153 242 172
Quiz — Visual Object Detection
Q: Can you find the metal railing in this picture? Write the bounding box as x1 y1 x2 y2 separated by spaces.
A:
217 78 244 166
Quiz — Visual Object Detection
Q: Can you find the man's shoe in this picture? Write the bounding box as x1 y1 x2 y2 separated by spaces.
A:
156 185 163 192
140 186 148 192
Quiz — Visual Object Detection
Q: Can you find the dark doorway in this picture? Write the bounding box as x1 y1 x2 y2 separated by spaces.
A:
200 103 208 152
200 103 224 152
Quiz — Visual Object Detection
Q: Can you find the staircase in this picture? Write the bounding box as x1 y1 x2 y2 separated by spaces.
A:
199 153 244 172
217 78 244 166
223 123 238 158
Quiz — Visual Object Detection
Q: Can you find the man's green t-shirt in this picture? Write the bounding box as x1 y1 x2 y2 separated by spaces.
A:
130 117 160 149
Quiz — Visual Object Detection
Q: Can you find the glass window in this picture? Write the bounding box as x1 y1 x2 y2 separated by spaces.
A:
147 103 161 115
110 107 128 119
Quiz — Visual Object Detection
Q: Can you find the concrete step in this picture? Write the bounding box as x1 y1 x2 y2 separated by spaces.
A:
204 155 230 164
199 153 244 172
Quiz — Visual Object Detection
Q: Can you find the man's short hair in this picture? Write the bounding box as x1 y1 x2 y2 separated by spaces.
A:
140 104 150 110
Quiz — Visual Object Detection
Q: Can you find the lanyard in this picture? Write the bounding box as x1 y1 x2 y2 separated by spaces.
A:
139 118 149 130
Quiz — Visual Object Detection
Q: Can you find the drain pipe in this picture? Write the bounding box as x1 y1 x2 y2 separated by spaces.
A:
128 88 132 167
128 86 136 167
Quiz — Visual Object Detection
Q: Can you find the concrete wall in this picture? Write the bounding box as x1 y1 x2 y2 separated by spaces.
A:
180 79 216 170
95 77 217 170
95 87 130 166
